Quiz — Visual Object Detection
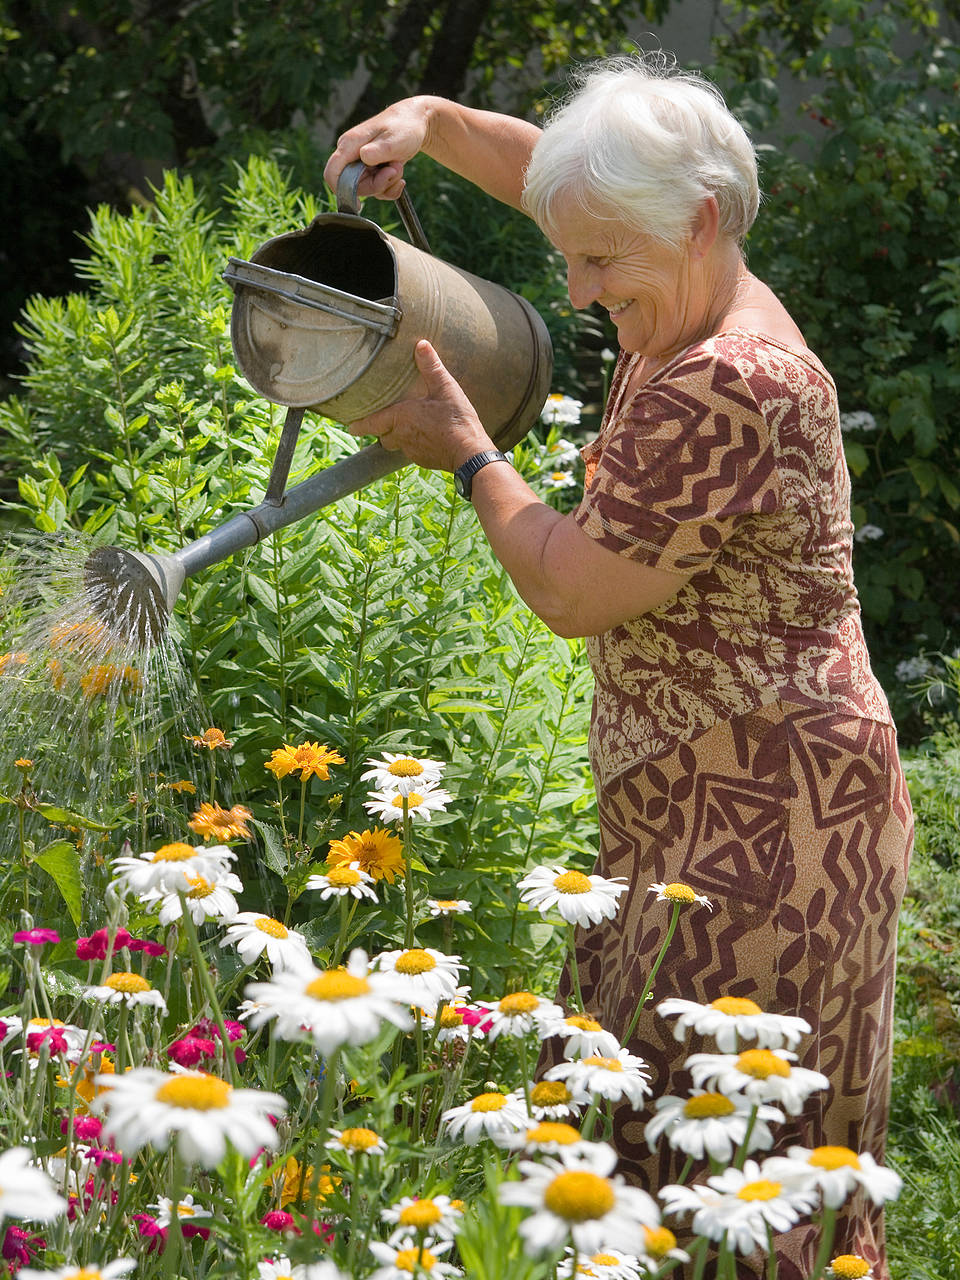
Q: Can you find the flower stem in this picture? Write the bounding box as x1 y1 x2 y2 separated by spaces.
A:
178 897 238 1085
622 903 681 1046
566 924 585 1013
733 1104 759 1170
808 1207 838 1280
402 802 416 948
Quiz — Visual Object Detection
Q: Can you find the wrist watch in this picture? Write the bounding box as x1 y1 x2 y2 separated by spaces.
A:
453 449 509 501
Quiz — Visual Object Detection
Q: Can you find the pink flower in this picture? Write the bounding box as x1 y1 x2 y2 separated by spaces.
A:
89 1041 116 1054
26 1028 68 1055
60 1115 103 1141
13 929 60 946
460 1005 494 1034
128 938 167 957
2 1225 45 1270
134 1214 167 1253
0 1020 10 1044
260 1211 298 1233
167 1037 217 1068
192 1017 245 1043
76 927 133 961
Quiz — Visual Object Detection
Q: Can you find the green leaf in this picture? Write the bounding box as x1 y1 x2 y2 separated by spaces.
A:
34 804 117 832
251 819 289 877
30 841 83 927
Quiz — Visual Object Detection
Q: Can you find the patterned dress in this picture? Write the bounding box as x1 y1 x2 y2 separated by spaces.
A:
564 329 913 1278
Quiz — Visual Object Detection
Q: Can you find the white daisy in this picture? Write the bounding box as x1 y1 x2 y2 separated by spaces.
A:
517 864 628 927
360 753 446 792
427 898 471 917
540 393 583 426
644 1091 784 1162
20 1263 135 1280
482 991 564 1041
144 866 243 925
381 1193 464 1242
440 1089 531 1145
524 1079 584 1121
826 1256 876 1278
0 1146 68 1224
686 1047 830 1114
634 1225 691 1271
559 1246 643 1280
546 1049 652 1107
760 1145 902 1209
84 972 167 1011
503 1120 597 1161
220 912 313 972
543 470 577 490
92 1067 285 1167
540 1011 621 1059
151 1193 213 1228
258 1260 348 1280
543 437 581 466
647 881 713 910
368 1237 459 1280
499 1144 659 1256
660 1159 819 1255
326 1125 388 1158
420 1003 474 1044
110 841 235 897
305 862 377 902
656 996 811 1052
374 948 465 1014
243 948 413 1051
363 782 453 824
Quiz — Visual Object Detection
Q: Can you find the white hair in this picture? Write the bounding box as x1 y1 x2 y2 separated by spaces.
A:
522 55 760 251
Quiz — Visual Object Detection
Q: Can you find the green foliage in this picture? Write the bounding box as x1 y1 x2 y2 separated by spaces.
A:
0 160 597 999
709 0 960 721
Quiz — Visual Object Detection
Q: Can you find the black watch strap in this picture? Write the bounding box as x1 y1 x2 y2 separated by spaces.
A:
453 449 509 500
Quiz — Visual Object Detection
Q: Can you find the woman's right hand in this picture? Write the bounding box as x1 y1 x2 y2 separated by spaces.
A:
323 97 434 202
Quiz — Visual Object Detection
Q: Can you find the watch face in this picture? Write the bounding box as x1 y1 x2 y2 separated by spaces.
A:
454 470 469 498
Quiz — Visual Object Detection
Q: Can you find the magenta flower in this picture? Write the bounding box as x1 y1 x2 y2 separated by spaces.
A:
26 1028 68 1055
76 927 133 961
60 1115 103 1141
13 929 60 946
260 1210 298 1233
128 938 168 957
2 1224 46 1269
167 1036 217 1068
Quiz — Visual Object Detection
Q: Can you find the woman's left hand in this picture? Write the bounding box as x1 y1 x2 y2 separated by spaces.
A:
348 339 495 472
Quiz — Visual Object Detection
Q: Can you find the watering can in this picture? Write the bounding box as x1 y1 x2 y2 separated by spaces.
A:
84 163 554 647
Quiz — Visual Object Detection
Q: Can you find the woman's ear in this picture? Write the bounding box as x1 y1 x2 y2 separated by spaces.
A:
689 195 721 259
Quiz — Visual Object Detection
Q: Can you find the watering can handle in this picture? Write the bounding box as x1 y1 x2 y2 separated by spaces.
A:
336 161 433 257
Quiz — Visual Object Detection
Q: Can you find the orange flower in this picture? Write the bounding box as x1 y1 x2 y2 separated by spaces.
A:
80 664 120 697
278 1155 340 1208
264 741 345 782
0 651 29 676
188 802 253 841
48 658 66 690
164 779 197 795
184 727 233 750
327 827 405 883
59 1053 116 1111
49 619 110 652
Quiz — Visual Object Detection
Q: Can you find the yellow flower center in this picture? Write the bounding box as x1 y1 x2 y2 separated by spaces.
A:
338 1127 381 1151
434 900 461 911
736 1049 791 1079
662 882 697 902
710 996 763 1016
398 1200 443 1228
810 1145 861 1171
305 971 371 1001
185 876 215 899
642 1226 678 1258
683 1092 737 1118
470 1092 507 1112
565 1015 603 1032
151 843 195 862
553 871 592 894
326 866 362 887
395 949 437 975
526 1122 581 1145
543 1170 616 1222
737 1179 783 1202
155 1075 232 1110
391 792 424 808
499 991 539 1015
581 1055 621 1072
530 1081 572 1106
177 1204 196 1217
591 1255 621 1267
104 972 151 994
829 1257 871 1279
387 759 425 777
254 916 289 939
66 1270 105 1280
439 1007 465 1028
394 1248 437 1273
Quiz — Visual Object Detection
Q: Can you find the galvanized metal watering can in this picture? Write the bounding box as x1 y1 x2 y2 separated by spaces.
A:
85 163 554 646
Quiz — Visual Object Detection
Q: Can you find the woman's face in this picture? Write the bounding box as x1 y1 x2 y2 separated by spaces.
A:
547 196 700 358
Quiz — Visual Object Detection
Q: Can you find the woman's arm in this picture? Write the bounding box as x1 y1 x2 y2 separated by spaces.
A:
323 95 541 212
350 341 692 639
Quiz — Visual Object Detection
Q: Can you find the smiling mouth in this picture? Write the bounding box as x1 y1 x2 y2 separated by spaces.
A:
608 300 635 318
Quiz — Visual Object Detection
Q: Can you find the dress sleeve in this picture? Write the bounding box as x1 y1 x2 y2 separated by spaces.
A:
575 348 780 574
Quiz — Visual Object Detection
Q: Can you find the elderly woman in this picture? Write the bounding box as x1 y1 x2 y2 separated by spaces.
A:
325 57 911 1278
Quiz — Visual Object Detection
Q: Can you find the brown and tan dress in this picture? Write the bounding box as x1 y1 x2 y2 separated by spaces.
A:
560 330 913 1278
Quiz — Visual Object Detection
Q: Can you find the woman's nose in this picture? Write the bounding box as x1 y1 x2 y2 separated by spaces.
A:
566 261 602 310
